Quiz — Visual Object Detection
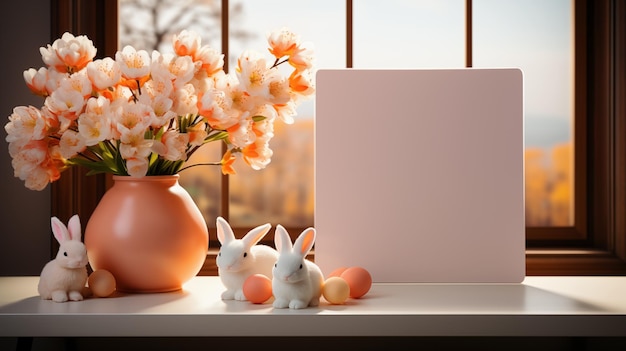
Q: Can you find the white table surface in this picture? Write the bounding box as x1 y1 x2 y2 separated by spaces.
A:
1 276 625 337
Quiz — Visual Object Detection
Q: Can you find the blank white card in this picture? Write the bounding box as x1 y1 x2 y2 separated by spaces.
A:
314 69 525 283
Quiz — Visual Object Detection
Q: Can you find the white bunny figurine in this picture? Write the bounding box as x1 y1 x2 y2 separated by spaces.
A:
37 214 89 303
272 225 324 309
216 216 279 301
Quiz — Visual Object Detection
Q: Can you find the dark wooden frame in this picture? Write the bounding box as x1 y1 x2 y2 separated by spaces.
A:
526 0 626 275
49 0 116 257
50 0 626 275
525 0 588 244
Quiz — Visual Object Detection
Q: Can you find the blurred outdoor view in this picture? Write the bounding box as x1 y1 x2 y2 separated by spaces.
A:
119 0 573 228
473 0 574 227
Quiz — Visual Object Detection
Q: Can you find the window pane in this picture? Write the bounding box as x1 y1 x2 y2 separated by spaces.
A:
119 0 221 52
228 0 346 228
473 0 574 226
119 0 223 228
353 0 465 68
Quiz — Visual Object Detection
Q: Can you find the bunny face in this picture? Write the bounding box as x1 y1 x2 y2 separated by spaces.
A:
272 225 316 284
55 240 89 269
217 240 250 272
51 214 88 269
273 252 308 283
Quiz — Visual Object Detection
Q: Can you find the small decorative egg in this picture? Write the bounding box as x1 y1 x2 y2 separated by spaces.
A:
340 266 372 299
327 266 348 278
243 274 273 304
322 276 350 305
88 269 116 297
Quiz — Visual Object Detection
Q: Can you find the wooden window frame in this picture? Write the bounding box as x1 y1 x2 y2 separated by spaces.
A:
50 0 626 276
524 0 626 275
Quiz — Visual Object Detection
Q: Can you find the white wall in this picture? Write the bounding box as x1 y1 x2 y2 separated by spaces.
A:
0 0 52 275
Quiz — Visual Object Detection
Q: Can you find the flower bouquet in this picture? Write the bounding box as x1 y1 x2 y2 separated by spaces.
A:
5 28 315 190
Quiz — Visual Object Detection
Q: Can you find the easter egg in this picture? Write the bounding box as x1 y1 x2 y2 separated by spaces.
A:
88 269 116 297
340 266 372 298
243 274 273 304
327 267 348 278
322 276 350 305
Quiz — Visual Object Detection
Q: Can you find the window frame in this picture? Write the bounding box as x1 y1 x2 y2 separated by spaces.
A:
524 0 626 274
50 0 626 276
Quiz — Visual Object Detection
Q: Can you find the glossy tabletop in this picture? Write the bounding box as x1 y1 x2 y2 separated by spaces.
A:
1 276 625 337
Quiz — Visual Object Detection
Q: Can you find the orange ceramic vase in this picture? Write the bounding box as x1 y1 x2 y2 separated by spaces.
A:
84 175 209 293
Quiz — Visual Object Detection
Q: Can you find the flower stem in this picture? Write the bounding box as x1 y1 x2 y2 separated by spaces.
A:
177 162 221 173
76 152 100 162
271 57 289 69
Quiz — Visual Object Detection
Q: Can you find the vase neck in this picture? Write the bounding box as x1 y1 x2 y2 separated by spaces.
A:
112 175 180 186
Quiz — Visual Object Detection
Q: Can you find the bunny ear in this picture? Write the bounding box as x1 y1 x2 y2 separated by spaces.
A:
293 227 316 257
67 214 81 241
274 225 293 253
216 216 235 244
242 222 271 248
50 216 69 244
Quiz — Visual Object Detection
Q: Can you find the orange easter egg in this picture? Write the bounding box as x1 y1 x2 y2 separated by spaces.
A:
88 269 116 297
327 266 348 278
322 276 350 304
340 266 372 298
243 274 273 304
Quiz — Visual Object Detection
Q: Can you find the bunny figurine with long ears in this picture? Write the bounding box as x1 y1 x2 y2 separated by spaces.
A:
272 225 324 309
37 214 89 302
216 216 279 301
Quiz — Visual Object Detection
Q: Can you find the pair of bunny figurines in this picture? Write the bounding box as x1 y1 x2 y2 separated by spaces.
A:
216 217 323 309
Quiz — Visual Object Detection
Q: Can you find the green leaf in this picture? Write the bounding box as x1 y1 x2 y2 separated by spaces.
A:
155 126 165 140
149 152 159 168
68 157 119 175
205 131 229 143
